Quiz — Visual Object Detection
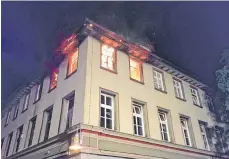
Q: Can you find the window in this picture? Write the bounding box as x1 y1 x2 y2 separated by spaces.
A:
5 132 13 157
199 123 209 150
180 117 192 146
153 70 165 92
215 127 225 153
158 111 170 141
13 104 20 119
191 87 201 106
28 117 36 147
130 57 143 82
133 101 145 136
44 108 53 141
173 79 184 99
14 125 23 153
23 93 30 111
206 95 215 112
5 109 11 126
49 70 58 91
101 44 116 72
66 95 74 130
1 138 4 150
100 92 114 130
67 49 78 76
34 83 42 102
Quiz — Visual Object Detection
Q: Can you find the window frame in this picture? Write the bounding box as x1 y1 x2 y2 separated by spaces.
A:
199 122 210 150
13 125 23 153
66 48 79 78
34 83 42 103
49 70 58 92
180 117 192 146
43 107 53 141
5 109 11 126
129 56 144 84
66 94 75 130
153 69 166 93
100 44 117 73
132 101 145 137
173 78 185 100
190 86 202 107
100 91 115 130
22 92 30 113
5 132 13 157
28 117 36 147
1 138 4 150
158 111 170 142
13 103 20 120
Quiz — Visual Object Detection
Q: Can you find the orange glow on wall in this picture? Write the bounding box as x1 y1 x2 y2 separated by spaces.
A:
67 48 79 76
100 36 120 48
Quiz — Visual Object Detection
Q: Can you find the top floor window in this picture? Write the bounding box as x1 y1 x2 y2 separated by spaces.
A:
49 70 58 91
34 83 42 102
173 79 184 100
67 49 78 76
13 104 20 119
101 44 116 72
22 93 30 111
191 87 201 106
153 70 165 92
130 57 143 82
5 109 11 126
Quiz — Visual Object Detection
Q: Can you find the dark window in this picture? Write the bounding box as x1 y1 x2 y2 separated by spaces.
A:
13 104 20 119
5 109 11 126
14 125 23 153
1 138 4 150
44 108 53 141
5 132 13 157
34 83 42 102
66 96 74 130
28 117 36 147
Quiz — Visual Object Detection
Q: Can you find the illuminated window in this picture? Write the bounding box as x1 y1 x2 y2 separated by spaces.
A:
130 57 143 82
158 111 170 142
67 49 78 76
153 70 165 91
199 123 210 150
173 79 184 99
100 92 114 130
101 44 116 71
49 71 58 91
180 117 192 146
191 87 201 106
133 101 145 136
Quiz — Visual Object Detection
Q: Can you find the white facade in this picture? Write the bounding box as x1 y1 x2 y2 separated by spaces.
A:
1 30 227 159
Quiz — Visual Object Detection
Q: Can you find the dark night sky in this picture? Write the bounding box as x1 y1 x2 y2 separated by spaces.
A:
2 2 229 104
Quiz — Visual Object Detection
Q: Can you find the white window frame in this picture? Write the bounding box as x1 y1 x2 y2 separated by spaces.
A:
100 92 115 130
23 93 30 111
199 123 210 150
180 117 192 146
191 87 200 106
13 104 20 119
173 79 184 99
153 70 165 91
5 109 11 126
101 44 116 71
34 84 41 102
158 111 170 142
133 101 145 136
66 95 74 130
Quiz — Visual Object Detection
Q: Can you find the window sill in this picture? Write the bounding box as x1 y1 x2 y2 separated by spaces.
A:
100 66 117 74
65 69 77 80
175 96 186 102
33 97 41 104
21 108 28 114
154 88 167 94
130 78 144 85
12 117 17 121
193 103 203 108
4 124 8 127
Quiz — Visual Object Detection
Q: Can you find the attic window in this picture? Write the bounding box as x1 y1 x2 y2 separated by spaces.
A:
49 70 58 91
101 44 116 72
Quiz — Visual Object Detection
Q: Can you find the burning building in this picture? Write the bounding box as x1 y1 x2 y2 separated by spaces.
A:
1 18 228 159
